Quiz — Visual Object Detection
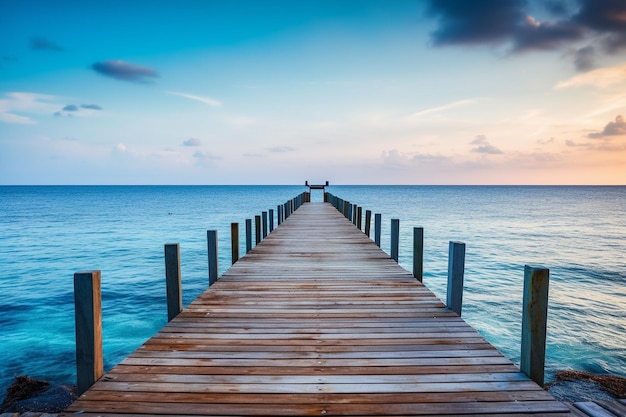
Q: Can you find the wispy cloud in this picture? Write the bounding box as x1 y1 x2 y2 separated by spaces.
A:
91 60 158 83
30 36 64 52
81 104 102 110
555 63 626 89
54 103 103 117
267 146 295 153
409 99 476 118
0 92 59 124
165 91 222 107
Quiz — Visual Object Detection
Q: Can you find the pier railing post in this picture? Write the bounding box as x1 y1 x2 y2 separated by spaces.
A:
357 207 362 231
343 201 349 218
391 219 400 261
446 241 466 315
374 213 382 247
164 244 182 322
277 205 283 226
231 223 239 264
73 270 103 396
255 215 261 244
245 219 252 253
365 210 372 237
269 209 274 232
352 204 357 225
413 227 424 282
262 211 268 239
521 265 550 387
207 230 218 286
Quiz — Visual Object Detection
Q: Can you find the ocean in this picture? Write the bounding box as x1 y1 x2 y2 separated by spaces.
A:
0 185 624 395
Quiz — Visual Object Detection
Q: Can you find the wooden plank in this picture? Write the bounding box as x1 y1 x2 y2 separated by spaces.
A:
63 202 570 416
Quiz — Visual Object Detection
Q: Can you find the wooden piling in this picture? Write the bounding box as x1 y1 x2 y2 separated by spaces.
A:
391 218 400 261
521 265 550 387
357 206 362 230
374 213 382 247
413 227 424 282
277 205 283 226
231 223 239 264
262 211 268 239
73 270 103 396
207 230 218 286
255 215 261 244
269 209 274 232
447 241 466 316
164 244 182 322
245 219 252 253
365 210 372 237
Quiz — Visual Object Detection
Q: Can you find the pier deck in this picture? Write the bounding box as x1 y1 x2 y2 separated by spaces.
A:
64 202 572 416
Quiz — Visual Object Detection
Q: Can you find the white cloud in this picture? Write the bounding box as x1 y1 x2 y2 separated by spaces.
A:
0 92 60 124
554 63 626 89
409 99 477 119
165 91 222 107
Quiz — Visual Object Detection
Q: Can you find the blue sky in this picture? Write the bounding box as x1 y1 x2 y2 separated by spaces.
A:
1 0 625 184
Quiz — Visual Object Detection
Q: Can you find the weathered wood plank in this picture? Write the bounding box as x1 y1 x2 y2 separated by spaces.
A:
63 202 569 416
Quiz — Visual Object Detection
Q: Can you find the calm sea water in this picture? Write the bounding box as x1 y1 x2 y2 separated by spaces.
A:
0 185 624 394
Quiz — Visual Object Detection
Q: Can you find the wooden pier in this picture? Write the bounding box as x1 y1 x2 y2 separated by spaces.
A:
63 201 575 416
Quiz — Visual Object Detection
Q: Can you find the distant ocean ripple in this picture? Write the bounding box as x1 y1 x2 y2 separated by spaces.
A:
0 185 624 394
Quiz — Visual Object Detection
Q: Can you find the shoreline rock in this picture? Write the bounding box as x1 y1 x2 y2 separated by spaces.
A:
0 377 76 415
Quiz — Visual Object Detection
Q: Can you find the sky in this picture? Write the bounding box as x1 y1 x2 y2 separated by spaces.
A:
1 0 625 185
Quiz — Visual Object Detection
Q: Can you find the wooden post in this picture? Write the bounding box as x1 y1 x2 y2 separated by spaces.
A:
262 211 268 239
447 241 466 316
374 213 382 247
207 230 218 286
352 204 357 225
231 223 239 264
164 244 182 322
73 270 103 396
521 265 550 387
365 210 372 237
269 209 274 232
357 206 362 231
277 205 283 226
391 219 400 261
413 227 424 282
255 215 261 244
245 219 252 253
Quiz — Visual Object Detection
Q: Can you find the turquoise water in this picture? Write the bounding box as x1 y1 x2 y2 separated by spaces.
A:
0 185 624 394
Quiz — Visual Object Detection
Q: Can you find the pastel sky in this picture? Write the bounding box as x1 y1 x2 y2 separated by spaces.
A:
1 0 626 185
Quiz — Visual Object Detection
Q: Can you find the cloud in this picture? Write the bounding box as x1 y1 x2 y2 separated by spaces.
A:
91 60 158 83
425 0 626 71
165 91 222 107
554 63 626 89
588 115 626 138
512 16 585 52
409 98 476 118
0 92 59 124
30 36 64 52
81 104 102 110
63 104 79 112
427 0 524 45
182 138 202 147
266 146 296 153
193 150 221 166
470 135 504 154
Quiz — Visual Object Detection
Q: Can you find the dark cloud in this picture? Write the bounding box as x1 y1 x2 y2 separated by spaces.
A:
571 45 597 71
62 104 79 112
543 0 570 16
81 104 102 110
91 60 158 83
426 0 626 71
470 135 503 154
512 17 585 52
30 37 64 52
588 115 626 138
427 0 525 45
182 138 202 147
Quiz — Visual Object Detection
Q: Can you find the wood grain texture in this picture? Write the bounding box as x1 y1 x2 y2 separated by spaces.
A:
64 202 570 416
